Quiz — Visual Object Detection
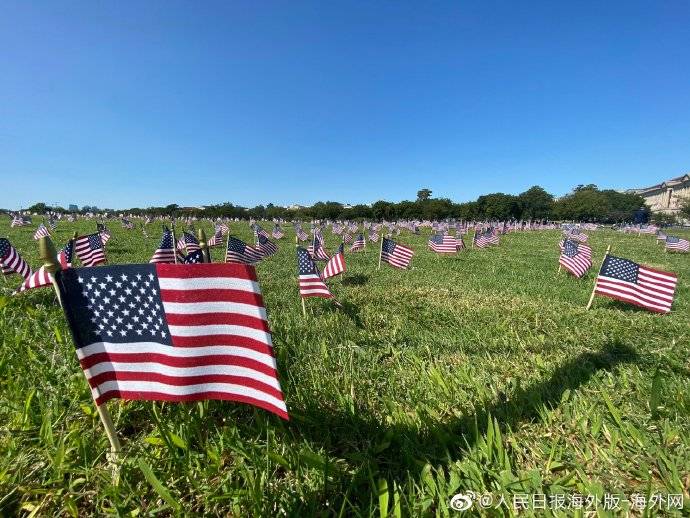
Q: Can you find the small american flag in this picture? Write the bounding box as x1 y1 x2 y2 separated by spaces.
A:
75 233 107 267
297 247 332 298
381 237 414 269
558 239 592 278
428 234 457 253
350 234 365 252
182 249 206 264
253 224 270 239
225 236 264 264
177 231 200 253
150 228 178 264
342 232 353 244
33 224 51 240
307 238 330 261
0 238 32 279
256 234 278 257
665 236 689 253
474 230 490 248
58 240 75 269
207 227 224 248
593 255 678 313
368 230 379 243
295 226 308 242
272 225 284 240
97 223 112 245
323 243 346 279
54 263 287 419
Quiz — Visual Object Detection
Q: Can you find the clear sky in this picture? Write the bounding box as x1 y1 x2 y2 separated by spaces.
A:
1 1 689 210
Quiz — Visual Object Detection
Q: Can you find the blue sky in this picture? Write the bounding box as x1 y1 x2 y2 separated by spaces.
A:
1 1 689 210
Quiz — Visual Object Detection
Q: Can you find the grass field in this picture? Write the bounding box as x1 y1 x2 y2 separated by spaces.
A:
1 216 689 516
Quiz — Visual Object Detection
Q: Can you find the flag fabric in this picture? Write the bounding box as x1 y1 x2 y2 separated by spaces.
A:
253 224 270 239
256 234 278 257
207 227 224 248
474 230 490 248
182 249 206 264
15 266 54 293
150 228 178 264
593 255 678 313
0 238 32 279
271 225 284 240
97 224 112 245
54 263 288 419
368 230 379 243
33 224 51 240
58 240 75 269
342 232 353 244
665 236 689 252
225 236 264 265
307 238 330 261
350 234 365 252
177 231 200 253
558 239 592 278
323 243 346 279
428 234 458 253
75 233 107 267
297 247 332 298
381 237 414 269
295 226 308 242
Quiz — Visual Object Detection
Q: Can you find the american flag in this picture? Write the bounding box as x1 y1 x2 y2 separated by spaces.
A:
295 226 308 242
558 239 592 278
381 237 414 269
297 247 332 298
474 230 490 248
33 224 51 240
350 234 365 252
150 228 178 264
566 230 588 243
97 223 112 245
58 240 75 269
177 231 200 253
121 218 134 230
0 238 32 279
256 234 278 257
253 224 270 239
225 236 264 264
342 232 353 244
593 255 678 313
48 216 58 231
323 243 346 279
307 238 330 261
15 266 55 294
486 229 500 245
428 234 457 253
272 225 284 240
11 215 30 227
75 233 107 267
207 227 224 248
665 236 689 252
54 263 288 419
181 249 206 264
368 230 379 243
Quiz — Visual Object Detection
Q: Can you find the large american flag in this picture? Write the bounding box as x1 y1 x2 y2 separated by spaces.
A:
0 238 32 279
323 243 346 279
558 239 592 278
428 234 457 253
150 228 178 264
381 237 414 269
593 255 678 313
54 263 287 419
665 236 689 252
297 247 332 298
225 236 264 264
75 233 107 267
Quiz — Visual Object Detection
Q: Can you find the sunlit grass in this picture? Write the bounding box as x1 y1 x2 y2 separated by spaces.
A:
1 216 689 515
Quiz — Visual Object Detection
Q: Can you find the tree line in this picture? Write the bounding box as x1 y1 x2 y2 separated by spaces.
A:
11 184 684 224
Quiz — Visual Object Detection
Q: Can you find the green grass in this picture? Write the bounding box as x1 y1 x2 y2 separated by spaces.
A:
1 216 689 516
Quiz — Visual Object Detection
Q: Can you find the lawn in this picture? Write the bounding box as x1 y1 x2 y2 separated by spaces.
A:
1 216 689 516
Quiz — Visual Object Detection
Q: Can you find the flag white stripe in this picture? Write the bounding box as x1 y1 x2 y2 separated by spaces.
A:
163 301 267 321
159 276 260 293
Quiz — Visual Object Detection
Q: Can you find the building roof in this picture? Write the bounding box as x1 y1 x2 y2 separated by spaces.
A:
627 173 689 194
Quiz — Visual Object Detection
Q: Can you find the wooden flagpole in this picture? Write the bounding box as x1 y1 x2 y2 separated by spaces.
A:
296 235 306 316
171 221 178 264
198 229 210 263
586 244 611 310
377 233 384 270
39 236 122 482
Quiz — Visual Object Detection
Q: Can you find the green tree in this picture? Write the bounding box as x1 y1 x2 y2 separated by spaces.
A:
416 188 432 201
518 186 554 219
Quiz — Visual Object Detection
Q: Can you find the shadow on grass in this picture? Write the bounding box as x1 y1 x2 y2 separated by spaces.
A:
341 274 369 287
287 340 639 510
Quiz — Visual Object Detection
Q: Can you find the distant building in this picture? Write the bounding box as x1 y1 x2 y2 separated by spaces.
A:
286 204 305 210
68 204 79 212
626 174 690 216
